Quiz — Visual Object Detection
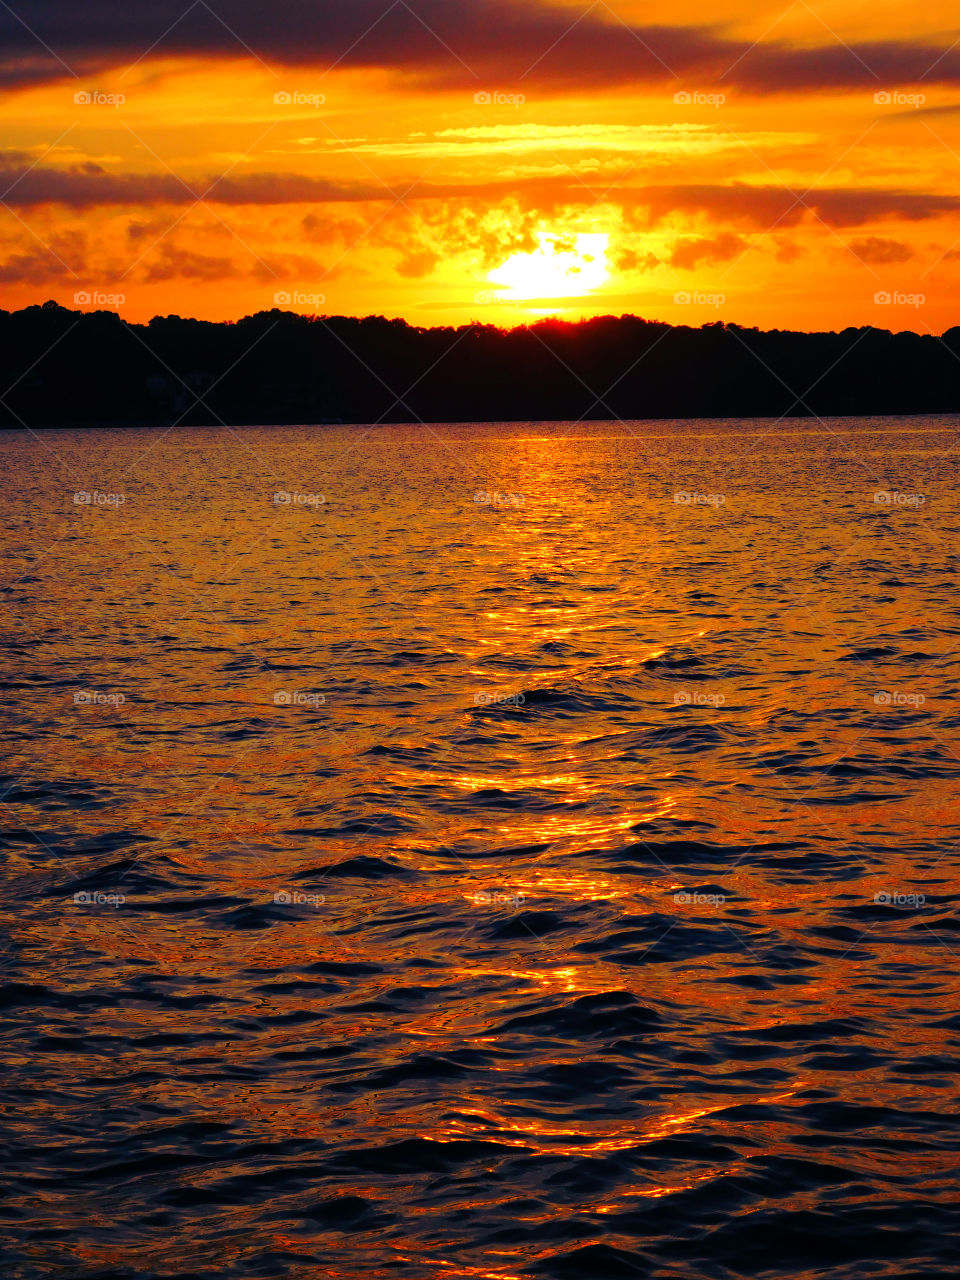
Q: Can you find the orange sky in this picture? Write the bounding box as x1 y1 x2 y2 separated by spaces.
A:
2 0 960 331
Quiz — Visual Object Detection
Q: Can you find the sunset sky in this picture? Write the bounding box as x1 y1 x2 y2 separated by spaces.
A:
3 0 960 331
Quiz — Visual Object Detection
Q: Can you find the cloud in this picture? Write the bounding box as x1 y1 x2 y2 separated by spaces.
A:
323 123 814 160
773 237 805 263
613 247 663 272
126 216 177 244
625 183 960 229
668 230 748 269
0 226 89 283
141 245 238 282
396 247 441 278
0 155 380 207
845 236 915 264
889 101 960 120
2 0 960 96
0 246 75 284
4 154 959 234
301 211 369 244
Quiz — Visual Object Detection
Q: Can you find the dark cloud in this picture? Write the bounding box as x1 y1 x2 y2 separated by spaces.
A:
627 183 960 229
4 153 959 232
1 0 960 95
0 155 379 207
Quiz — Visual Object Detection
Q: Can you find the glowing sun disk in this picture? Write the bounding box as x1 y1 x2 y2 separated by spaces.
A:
490 232 609 299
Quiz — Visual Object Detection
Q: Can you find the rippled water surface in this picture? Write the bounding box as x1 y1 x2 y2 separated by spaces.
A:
3 418 960 1279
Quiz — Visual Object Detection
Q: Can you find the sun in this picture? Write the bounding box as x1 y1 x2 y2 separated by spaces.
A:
489 231 610 300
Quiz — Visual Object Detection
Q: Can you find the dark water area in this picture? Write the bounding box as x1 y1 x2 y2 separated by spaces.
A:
2 417 960 1278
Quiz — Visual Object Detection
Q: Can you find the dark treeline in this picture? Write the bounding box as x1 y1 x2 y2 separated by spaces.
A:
3 300 960 426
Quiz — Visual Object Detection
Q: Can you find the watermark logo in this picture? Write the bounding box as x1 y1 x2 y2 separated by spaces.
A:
474 491 525 508
474 691 526 707
675 291 725 308
73 891 125 906
74 89 126 108
874 90 926 108
274 691 327 708
74 490 126 507
674 89 726 107
74 691 126 707
274 890 326 907
74 291 125 308
874 291 924 308
874 490 925 508
273 491 325 507
874 890 925 908
674 690 725 707
274 91 326 108
274 290 326 310
471 890 526 908
674 491 725 507
474 90 526 107
674 891 726 906
874 690 926 708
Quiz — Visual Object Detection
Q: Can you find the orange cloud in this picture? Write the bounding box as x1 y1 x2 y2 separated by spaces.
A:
845 236 915 264
668 231 748 269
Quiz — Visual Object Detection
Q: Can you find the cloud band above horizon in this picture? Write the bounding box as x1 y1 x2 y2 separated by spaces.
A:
1 0 960 95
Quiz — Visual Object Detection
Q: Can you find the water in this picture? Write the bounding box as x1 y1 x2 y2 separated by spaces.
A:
2 417 960 1279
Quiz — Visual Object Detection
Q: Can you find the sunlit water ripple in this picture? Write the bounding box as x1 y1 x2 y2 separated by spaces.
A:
2 418 960 1279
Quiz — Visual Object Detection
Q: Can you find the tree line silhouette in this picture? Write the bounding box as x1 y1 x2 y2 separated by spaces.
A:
3 301 959 427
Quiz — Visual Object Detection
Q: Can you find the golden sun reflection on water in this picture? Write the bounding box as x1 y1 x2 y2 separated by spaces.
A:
437 1081 810 1161
5 422 960 1278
